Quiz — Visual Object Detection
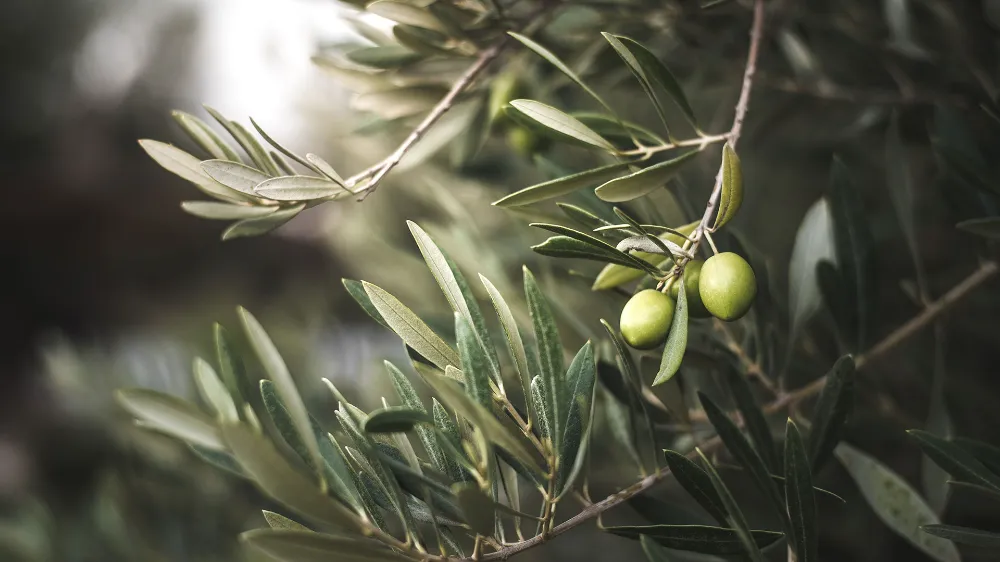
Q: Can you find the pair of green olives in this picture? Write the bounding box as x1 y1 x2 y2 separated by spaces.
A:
620 252 757 350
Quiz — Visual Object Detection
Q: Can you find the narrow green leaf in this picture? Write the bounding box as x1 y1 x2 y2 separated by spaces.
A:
713 144 743 229
262 511 309 531
836 443 960 562
222 425 361 531
213 324 248 412
347 45 423 69
662 450 728 525
453 483 496 535
362 282 460 370
530 376 550 443
343 279 390 329
909 430 1000 492
699 393 786 525
254 175 346 201
953 438 1000 476
385 361 448 475
116 388 222 450
531 223 661 276
367 0 444 32
364 407 434 434
785 420 818 562
480 274 533 424
456 314 491 408
922 524 1000 549
240 307 325 488
532 236 647 268
139 140 249 202
602 33 671 133
508 100 615 150
422 372 545 476
261 380 321 474
200 160 270 195
181 201 276 220
613 37 698 128
494 162 630 207
316 428 365 514
204 106 280 175
725 366 779 472
572 113 666 145
827 157 873 350
595 151 698 203
605 524 782 555
432 398 469 483
557 202 620 233
241 529 406 562
221 203 304 240
654 277 688 385
193 357 238 423
558 341 596 496
957 217 1000 240
172 111 241 161
695 449 767 562
808 355 857 472
306 153 345 184
190 444 245 478
639 534 671 562
249 117 325 176
524 267 565 452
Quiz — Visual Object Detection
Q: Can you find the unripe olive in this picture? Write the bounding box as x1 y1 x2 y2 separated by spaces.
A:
620 289 676 350
507 126 550 158
699 252 757 321
668 260 711 318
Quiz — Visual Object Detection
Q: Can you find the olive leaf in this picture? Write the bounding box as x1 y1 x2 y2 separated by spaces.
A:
785 419 818 562
204 106 280 175
116 388 223 450
508 100 615 151
342 279 390 330
604 524 783 555
221 204 305 240
616 236 692 260
595 151 698 202
241 529 407 562
524 266 565 452
367 0 444 32
908 430 1000 492
713 144 743 230
557 341 596 497
480 274 533 425
363 407 434 434
611 36 699 129
531 223 661 276
654 277 688 386
725 366 779 472
662 450 729 525
254 176 346 201
139 140 250 203
453 483 496 535
172 110 241 162
788 196 837 342
250 117 327 177
827 157 873 350
807 355 856 472
957 217 1000 240
700 448 768 562
193 357 239 423
362 281 460 370
180 201 276 220
602 33 671 134
922 524 1000 549
346 45 423 69
493 162 631 207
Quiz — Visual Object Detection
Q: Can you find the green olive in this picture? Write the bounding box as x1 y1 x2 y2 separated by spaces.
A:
489 72 526 126
669 260 711 318
699 252 757 321
507 126 550 158
620 289 676 350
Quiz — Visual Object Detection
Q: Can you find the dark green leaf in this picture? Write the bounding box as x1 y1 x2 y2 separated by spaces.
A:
261 380 318 472
725 366 779 472
605 524 782 555
213 323 248 412
639 534 671 562
346 45 423 69
531 223 660 275
602 33 671 133
456 314 492 408
953 438 1000 476
957 217 1000 240
828 158 873 350
190 444 245 478
558 341 596 496
785 419 818 562
595 151 698 203
922 524 1000 549
432 399 469 483
533 235 647 268
695 449 767 562
808 355 856 472
385 361 448 474
572 113 665 145
494 163 630 207
367 0 444 31
909 430 1000 492
343 279 391 330
663 450 728 525
613 37 698 128
654 277 688 385
363 407 434 434
480 275 533 424
453 483 496 535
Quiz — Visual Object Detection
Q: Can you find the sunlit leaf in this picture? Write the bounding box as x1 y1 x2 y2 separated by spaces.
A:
346 45 423 69
181 201 276 221
201 160 271 195
254 175 347 201
221 204 305 240
139 140 250 203
595 151 697 202
193 357 238 423
367 0 444 31
204 107 280 176
362 282 460 370
835 443 959 562
262 511 309 531
363 407 434 434
172 110 241 161
508 100 615 150
116 388 223 450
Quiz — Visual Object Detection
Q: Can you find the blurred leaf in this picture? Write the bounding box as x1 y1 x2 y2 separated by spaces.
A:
346 45 423 69
884 0 928 59
241 529 406 562
835 443 959 562
214 323 249 412
524 266 566 452
827 157 873 350
663 450 729 525
654 277 688 385
222 204 305 240
261 380 322 477
193 357 239 423
924 330 952 515
595 151 698 203
909 430 1000 492
494 162 630 207
957 217 1000 240
602 33 671 133
922 524 1000 549
240 308 325 488
343 279 391 330
789 196 837 341
953 438 1000 476
605 523 781 556
725 366 779 472
713 144 743 230
695 449 767 562
254 176 346 201
181 201 276 220
807 355 856 472
116 388 223 450
306 153 345 184
263 511 309 531
139 140 250 203
191 444 245 478
508 100 615 150
480 274 533 424
886 111 927 293
453 483 496 535
172 111 241 161
367 0 444 31
785 420 818 562
638 534 672 562
422 372 545 476
363 282 460 370
363 407 434 434
223 425 362 531
699 393 786 525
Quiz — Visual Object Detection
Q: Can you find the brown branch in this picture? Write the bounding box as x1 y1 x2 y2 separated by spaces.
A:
766 260 999 414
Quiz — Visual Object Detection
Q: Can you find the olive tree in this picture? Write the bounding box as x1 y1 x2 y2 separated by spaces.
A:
121 0 1000 561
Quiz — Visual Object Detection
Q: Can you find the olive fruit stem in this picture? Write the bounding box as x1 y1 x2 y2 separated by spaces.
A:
703 230 720 256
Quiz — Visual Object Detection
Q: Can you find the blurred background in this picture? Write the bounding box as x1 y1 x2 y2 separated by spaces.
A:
4 0 1000 561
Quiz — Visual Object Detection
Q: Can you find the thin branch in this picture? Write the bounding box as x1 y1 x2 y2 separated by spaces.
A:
766 260 999 414
349 40 509 200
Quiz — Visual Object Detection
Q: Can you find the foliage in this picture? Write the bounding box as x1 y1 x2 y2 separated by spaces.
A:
123 0 1000 561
